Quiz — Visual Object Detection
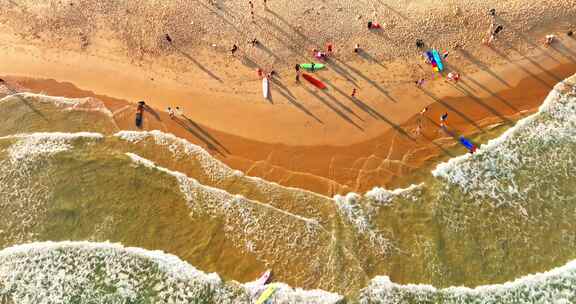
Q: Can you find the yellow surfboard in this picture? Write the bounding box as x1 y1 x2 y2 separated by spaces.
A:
255 285 277 304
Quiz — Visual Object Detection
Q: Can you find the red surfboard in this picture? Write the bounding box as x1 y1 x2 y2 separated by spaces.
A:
302 73 326 89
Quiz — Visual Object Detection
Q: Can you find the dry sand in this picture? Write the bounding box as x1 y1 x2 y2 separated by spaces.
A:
0 0 575 195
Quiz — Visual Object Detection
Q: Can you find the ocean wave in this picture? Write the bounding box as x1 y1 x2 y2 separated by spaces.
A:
0 93 114 117
359 258 576 304
0 241 344 304
1 132 103 162
432 76 576 208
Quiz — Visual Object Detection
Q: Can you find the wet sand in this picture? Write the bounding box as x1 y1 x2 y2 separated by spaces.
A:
3 57 575 196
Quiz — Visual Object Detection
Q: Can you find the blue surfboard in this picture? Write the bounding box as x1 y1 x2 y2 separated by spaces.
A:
459 136 475 151
432 49 444 71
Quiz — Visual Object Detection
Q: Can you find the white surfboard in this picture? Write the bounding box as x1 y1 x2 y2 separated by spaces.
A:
262 77 269 99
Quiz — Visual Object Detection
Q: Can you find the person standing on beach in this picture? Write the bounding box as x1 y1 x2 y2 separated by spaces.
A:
440 112 448 127
231 44 238 55
295 64 301 82
487 24 504 45
167 107 175 119
351 88 357 97
544 34 556 47
489 8 496 17
354 44 360 53
175 106 183 117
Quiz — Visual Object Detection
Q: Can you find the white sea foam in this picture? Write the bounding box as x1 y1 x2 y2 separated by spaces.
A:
125 152 325 272
0 241 345 304
2 132 103 162
359 258 576 303
333 193 393 257
0 93 114 117
0 241 236 304
432 77 576 206
116 130 339 224
365 183 423 205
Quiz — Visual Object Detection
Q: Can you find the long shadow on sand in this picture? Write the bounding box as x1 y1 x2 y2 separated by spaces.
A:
485 47 555 89
333 57 398 103
320 78 416 141
494 16 563 66
500 40 564 83
457 49 512 88
419 87 485 133
171 46 223 82
172 116 226 157
302 86 364 131
277 88 323 123
445 63 524 115
181 115 230 154
449 82 514 124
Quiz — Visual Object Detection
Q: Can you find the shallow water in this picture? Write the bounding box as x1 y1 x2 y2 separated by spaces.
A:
1 75 576 303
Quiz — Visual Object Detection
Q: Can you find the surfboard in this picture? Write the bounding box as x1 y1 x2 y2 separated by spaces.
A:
300 63 325 70
262 77 269 99
432 49 444 71
302 73 326 89
255 285 277 304
256 270 272 285
459 136 477 152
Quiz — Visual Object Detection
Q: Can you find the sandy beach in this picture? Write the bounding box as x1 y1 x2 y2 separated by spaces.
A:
1 0 575 195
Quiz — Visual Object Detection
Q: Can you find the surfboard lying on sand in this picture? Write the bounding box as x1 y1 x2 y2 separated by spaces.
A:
432 49 444 71
302 73 326 89
300 63 325 70
256 270 272 285
255 285 277 304
459 136 477 153
262 77 269 99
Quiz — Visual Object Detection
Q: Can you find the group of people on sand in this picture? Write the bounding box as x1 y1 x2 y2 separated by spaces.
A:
166 106 184 119
156 6 575 156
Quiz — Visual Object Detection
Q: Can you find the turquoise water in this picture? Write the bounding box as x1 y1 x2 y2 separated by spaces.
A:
1 76 576 303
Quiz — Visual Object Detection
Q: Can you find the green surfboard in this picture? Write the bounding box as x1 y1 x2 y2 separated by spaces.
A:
300 63 325 70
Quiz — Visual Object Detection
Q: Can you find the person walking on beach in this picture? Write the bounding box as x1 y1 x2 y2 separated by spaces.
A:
420 106 429 115
440 112 448 128
231 44 238 55
295 64 301 82
447 72 460 83
415 78 425 87
487 24 504 45
326 43 333 55
544 34 556 47
489 8 496 17
175 106 183 117
165 34 173 43
351 88 357 97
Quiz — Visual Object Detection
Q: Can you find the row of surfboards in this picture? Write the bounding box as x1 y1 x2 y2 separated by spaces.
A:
262 63 327 98
426 49 444 72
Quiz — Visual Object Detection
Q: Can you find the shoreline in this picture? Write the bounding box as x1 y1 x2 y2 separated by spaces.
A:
3 58 575 196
